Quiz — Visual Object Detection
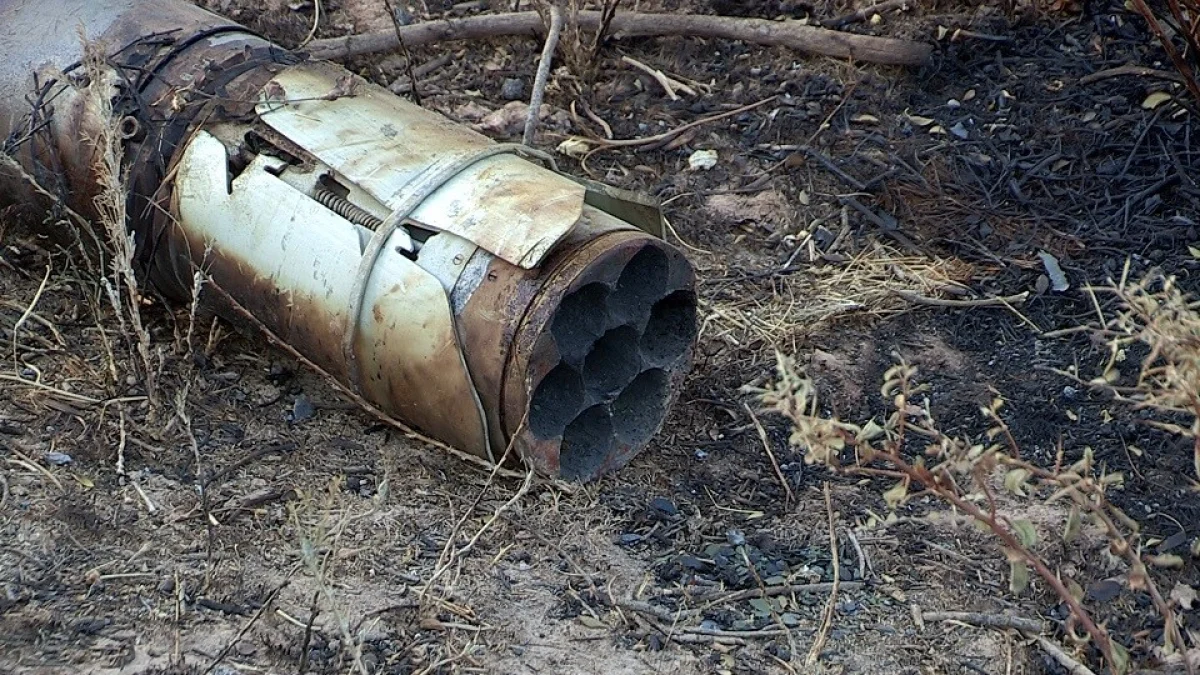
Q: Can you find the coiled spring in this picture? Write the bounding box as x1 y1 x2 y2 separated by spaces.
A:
313 187 383 229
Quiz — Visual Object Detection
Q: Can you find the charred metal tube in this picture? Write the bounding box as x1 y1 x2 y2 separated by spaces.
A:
0 0 698 481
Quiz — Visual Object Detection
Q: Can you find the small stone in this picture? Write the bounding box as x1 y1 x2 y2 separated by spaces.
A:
1086 578 1123 603
291 395 314 422
726 529 746 547
618 533 642 546
157 577 176 594
813 225 836 249
44 451 73 466
500 78 525 101
687 149 719 171
649 497 678 517
235 640 256 656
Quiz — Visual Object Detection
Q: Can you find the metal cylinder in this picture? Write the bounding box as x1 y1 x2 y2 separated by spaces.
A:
0 0 698 481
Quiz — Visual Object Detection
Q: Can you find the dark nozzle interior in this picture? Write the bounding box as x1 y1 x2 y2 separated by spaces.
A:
526 242 698 481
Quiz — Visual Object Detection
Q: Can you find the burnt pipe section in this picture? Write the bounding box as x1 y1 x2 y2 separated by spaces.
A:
530 244 698 481
0 0 702 483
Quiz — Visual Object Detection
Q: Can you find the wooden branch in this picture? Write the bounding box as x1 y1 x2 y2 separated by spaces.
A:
523 4 563 146
306 11 933 67
1080 65 1185 86
921 610 1043 633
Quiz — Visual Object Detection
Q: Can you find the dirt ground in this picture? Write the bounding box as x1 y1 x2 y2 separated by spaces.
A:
4 0 1200 673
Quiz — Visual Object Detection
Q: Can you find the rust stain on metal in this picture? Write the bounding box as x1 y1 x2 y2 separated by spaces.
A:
173 131 491 455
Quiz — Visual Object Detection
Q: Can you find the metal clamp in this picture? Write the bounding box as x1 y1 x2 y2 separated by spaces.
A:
342 143 558 395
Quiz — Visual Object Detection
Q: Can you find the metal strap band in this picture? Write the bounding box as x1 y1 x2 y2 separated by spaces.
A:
340 142 557 410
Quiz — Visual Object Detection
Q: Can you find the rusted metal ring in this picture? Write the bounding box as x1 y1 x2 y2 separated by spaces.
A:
117 116 142 140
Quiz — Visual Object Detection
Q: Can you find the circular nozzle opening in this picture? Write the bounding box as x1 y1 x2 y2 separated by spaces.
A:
518 231 697 482
583 326 642 397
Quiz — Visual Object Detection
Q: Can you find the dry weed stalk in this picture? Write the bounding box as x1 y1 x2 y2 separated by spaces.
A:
1129 0 1200 107
757 347 1194 674
79 40 160 412
1087 269 1200 481
556 0 622 87
290 481 369 675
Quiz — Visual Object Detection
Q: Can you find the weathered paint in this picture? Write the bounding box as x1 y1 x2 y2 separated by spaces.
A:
254 61 586 270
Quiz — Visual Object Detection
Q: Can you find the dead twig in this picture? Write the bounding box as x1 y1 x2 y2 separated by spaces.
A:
388 54 452 94
299 0 322 47
844 527 868 579
202 570 295 675
806 482 839 665
657 630 746 646
0 300 65 346
524 3 564 146
382 0 423 106
1129 0 1200 106
621 55 697 100
1079 65 1184 85
744 403 793 505
674 624 789 638
9 264 52 367
6 448 64 493
922 611 1043 633
307 11 934 67
894 289 1029 308
578 96 776 151
675 580 864 606
821 0 913 28
619 599 702 622
1030 634 1099 675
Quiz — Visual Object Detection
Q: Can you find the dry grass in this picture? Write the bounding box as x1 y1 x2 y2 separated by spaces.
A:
702 240 977 344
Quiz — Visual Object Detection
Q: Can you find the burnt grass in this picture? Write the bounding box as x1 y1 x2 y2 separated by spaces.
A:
3 0 1200 673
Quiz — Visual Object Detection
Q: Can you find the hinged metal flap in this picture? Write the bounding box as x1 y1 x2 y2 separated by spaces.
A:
254 61 587 270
